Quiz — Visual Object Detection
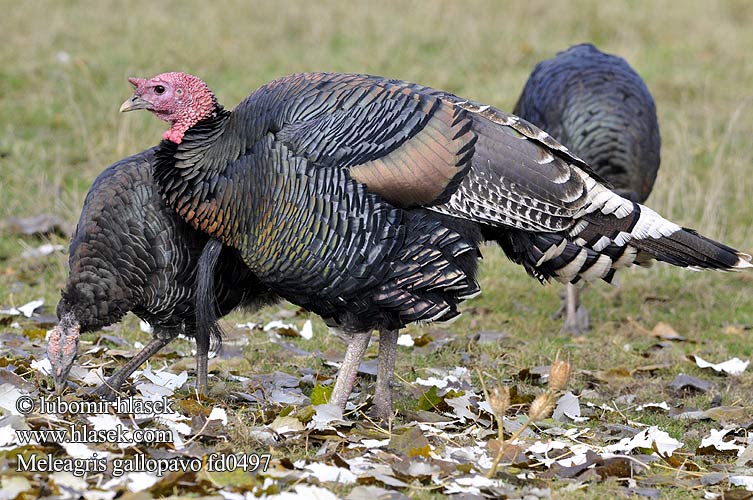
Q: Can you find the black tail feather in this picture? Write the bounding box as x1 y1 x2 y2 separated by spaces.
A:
633 227 747 270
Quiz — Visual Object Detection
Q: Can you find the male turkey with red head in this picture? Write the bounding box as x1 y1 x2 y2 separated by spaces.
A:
120 71 750 419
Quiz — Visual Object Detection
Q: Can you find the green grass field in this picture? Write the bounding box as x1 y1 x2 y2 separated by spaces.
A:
1 1 752 498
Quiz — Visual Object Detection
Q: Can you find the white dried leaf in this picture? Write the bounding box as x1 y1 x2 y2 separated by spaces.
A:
268 415 304 435
553 391 586 422
445 392 477 422
729 475 753 490
527 440 568 454
21 243 64 259
636 401 671 411
604 425 683 456
397 334 414 346
0 476 32 500
208 407 228 425
445 475 504 495
82 367 106 386
303 462 357 484
300 319 314 339
556 444 591 467
140 365 187 390
692 355 749 376
20 299 44 317
307 404 349 431
270 388 308 405
83 490 117 500
263 320 297 332
136 383 175 399
584 401 616 412
0 299 44 317
477 399 493 415
31 358 52 376
443 445 493 469
155 412 192 446
415 376 448 388
247 426 279 446
272 485 340 500
700 428 745 455
235 322 260 330
737 443 753 467
124 472 160 492
357 438 390 449
0 424 19 449
414 367 469 389
0 384 26 416
87 414 132 448
51 471 88 492
404 460 440 477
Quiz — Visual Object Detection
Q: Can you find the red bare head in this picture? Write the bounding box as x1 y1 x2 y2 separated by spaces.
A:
119 72 218 144
47 312 81 394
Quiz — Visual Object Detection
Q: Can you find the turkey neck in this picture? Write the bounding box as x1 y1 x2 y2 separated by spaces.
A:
154 106 247 246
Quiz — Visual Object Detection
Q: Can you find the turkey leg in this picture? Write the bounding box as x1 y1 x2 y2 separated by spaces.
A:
196 349 209 393
560 283 590 335
90 335 175 399
373 329 398 420
330 330 371 411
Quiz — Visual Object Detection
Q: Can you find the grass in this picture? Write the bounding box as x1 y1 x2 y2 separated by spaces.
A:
1 1 752 498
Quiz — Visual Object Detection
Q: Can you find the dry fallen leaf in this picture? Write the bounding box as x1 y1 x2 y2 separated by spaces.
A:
604 426 683 457
650 322 686 341
668 373 712 393
688 355 749 376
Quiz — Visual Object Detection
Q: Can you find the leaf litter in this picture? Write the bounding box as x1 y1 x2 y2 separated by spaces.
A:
0 314 752 498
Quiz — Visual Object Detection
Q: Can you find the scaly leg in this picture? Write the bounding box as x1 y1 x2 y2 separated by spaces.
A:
373 329 398 420
330 330 371 411
90 335 174 400
561 283 590 335
196 349 208 394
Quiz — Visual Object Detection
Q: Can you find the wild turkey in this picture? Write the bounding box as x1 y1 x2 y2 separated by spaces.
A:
47 148 278 398
119 72 751 418
513 43 662 334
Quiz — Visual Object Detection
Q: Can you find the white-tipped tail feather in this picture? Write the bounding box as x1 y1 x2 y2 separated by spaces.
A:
734 253 753 269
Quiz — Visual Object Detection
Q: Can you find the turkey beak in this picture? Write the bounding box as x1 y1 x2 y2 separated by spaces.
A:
120 95 152 113
47 313 80 395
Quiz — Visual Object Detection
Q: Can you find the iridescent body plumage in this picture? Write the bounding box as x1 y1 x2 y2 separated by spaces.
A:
120 71 750 417
49 149 277 397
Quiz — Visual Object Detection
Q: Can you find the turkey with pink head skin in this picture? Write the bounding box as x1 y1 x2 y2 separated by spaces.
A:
120 71 750 419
